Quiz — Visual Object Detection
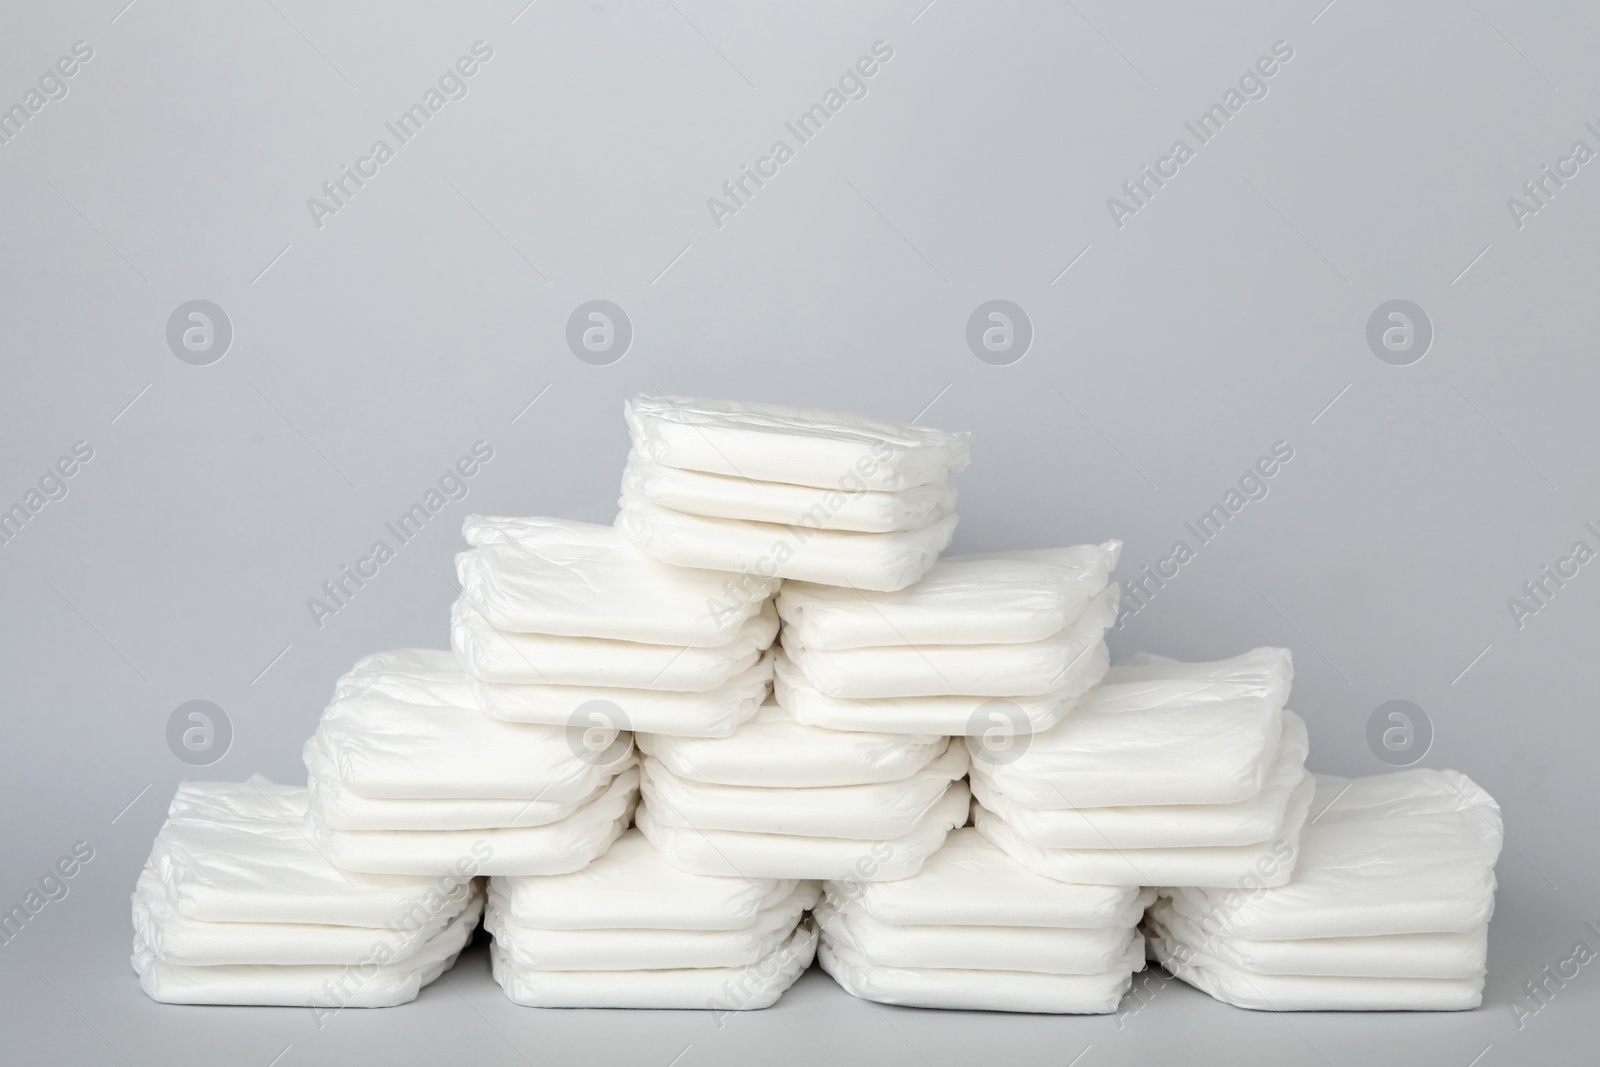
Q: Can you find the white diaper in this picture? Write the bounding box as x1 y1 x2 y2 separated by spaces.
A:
638 781 970 881
452 596 778 688
622 451 956 533
455 514 777 645
777 543 1120 649
624 394 970 491
635 700 948 786
618 496 957 592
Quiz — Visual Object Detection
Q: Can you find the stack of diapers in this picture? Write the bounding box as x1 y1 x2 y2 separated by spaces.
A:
635 701 970 880
453 516 779 737
617 395 970 591
817 828 1151 1013
970 649 1314 888
1145 769 1503 1011
303 649 638 875
132 780 482 1007
486 830 819 1008
775 544 1121 735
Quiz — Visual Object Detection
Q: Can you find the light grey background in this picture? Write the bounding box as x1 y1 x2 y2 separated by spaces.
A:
2 1 1596 1064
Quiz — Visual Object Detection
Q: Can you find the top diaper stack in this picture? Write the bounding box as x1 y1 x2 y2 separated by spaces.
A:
616 395 970 591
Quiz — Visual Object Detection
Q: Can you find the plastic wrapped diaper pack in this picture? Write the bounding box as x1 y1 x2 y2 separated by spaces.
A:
816 829 1150 1013
486 829 817 1009
971 648 1293 809
1146 771 1503 1011
133 780 484 1007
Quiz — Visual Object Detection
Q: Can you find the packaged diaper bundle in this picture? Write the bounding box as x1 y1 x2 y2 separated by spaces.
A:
970 649 1313 888
452 516 780 737
132 780 482 1007
816 828 1151 1013
616 395 969 591
775 545 1120 735
303 650 637 875
635 701 969 880
486 830 818 1008
1145 770 1502 1011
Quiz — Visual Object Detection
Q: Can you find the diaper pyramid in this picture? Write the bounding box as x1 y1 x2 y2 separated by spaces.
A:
131 394 1501 1017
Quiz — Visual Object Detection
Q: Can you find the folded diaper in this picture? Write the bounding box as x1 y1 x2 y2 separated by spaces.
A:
309 767 638 876
622 451 957 533
624 394 971 491
1141 771 1501 1011
490 923 819 1009
974 776 1313 888
456 515 777 645
486 826 818 1009
1159 770 1503 940
487 830 801 931
132 867 467 967
971 713 1312 849
1148 901 1488 979
816 903 1143 974
636 700 949 787
148 781 478 927
777 543 1120 650
637 781 970 880
305 756 616 830
133 779 485 1006
488 884 818 970
452 596 778 688
782 586 1118 698
134 893 483 1007
640 745 969 839
309 650 630 801
815 826 1150 1013
1143 920 1485 1011
775 650 1090 735
470 649 773 737
972 648 1292 808
827 828 1149 929
819 932 1144 1014
617 496 957 592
